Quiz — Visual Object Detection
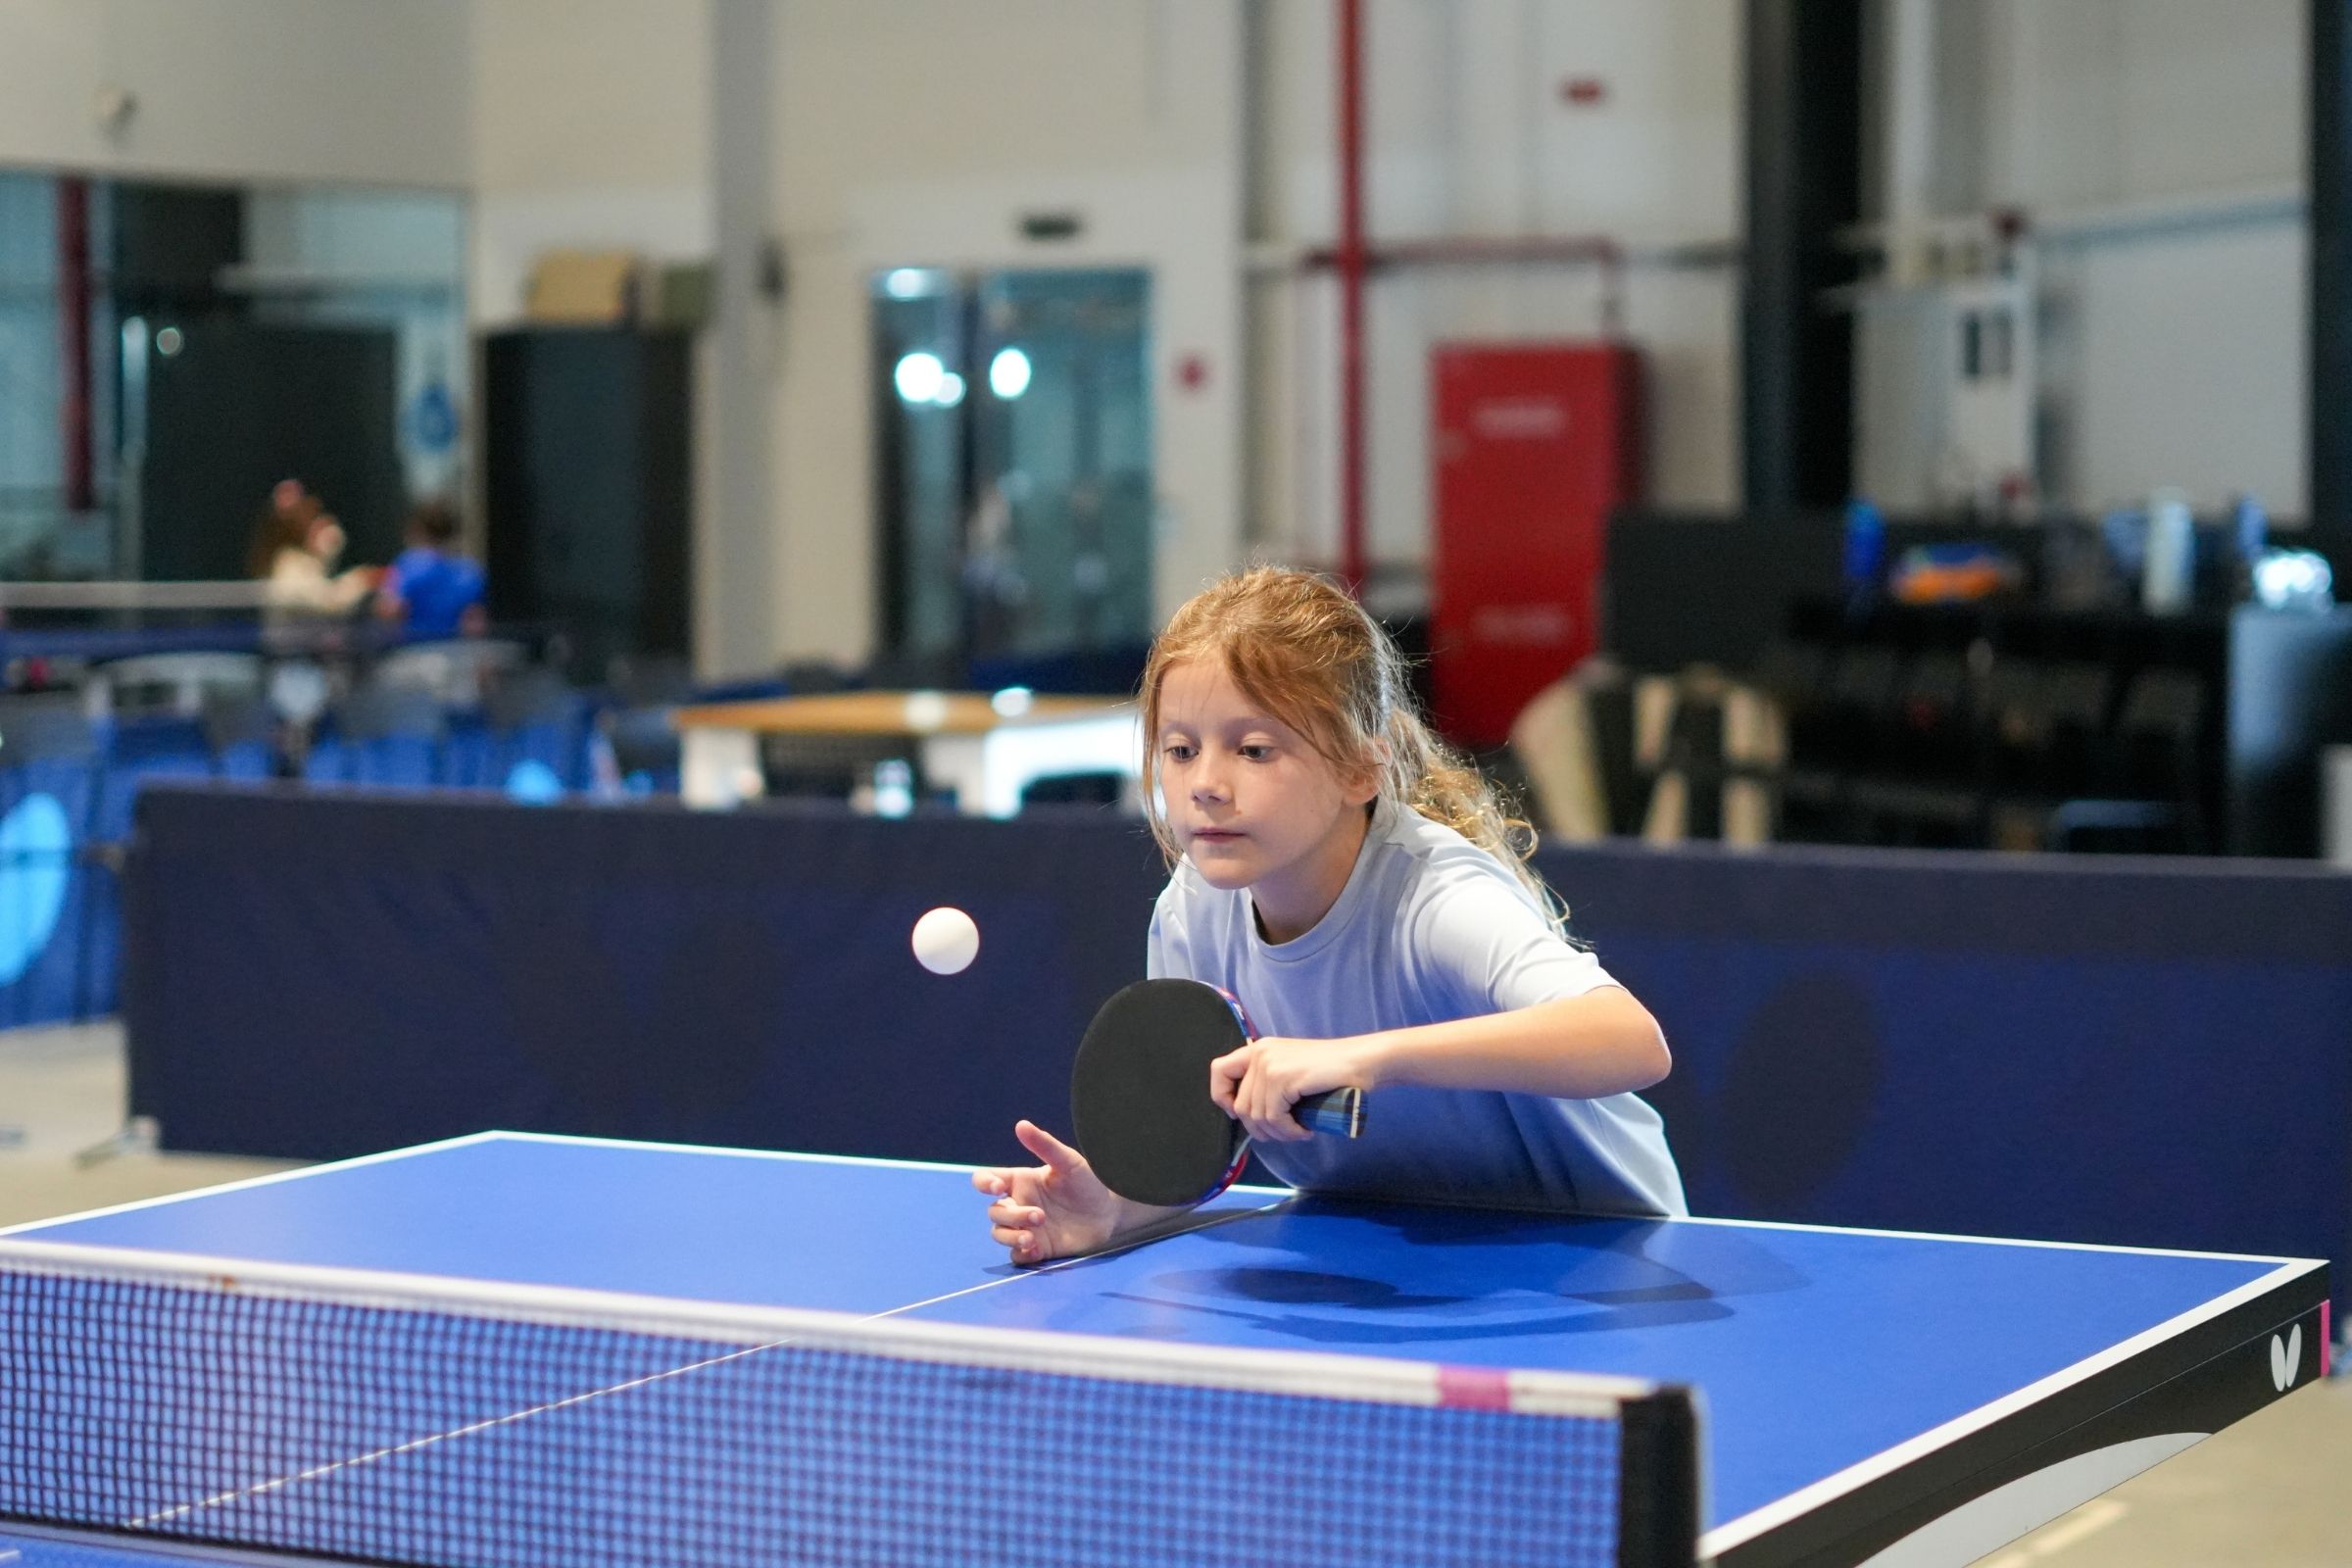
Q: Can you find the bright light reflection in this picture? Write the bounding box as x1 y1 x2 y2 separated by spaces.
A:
990 347 1033 400
894 352 945 404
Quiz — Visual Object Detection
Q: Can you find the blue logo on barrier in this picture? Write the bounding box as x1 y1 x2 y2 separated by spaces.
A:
506 760 564 805
0 793 72 985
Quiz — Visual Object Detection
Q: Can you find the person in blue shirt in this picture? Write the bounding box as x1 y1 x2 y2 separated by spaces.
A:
977 565 1685 1264
378 499 488 639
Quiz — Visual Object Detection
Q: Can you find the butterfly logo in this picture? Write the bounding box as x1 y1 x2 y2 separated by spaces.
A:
2270 1325 2303 1394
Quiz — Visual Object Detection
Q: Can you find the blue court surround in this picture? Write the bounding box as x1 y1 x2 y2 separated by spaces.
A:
116 784 2352 1348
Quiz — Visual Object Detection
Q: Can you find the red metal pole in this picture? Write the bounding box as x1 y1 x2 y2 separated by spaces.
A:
1336 0 1368 597
58 177 94 514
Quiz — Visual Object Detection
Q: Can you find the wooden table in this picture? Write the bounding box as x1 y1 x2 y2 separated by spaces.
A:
672 690 1141 815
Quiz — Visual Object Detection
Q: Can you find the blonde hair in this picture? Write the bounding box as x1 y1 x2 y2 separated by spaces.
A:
1140 566 1567 933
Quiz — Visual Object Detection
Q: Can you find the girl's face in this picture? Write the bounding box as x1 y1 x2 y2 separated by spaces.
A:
1155 657 1376 936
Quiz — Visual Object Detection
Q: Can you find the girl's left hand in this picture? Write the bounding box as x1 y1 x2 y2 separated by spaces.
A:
1209 1037 1375 1146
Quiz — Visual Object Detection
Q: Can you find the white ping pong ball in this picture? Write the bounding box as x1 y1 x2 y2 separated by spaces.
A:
911 906 980 975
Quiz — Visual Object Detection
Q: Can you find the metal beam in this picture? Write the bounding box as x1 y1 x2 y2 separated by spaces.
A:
2311 0 2352 562
1741 0 1865 511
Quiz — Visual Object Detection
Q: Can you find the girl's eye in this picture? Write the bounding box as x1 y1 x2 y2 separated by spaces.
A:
1239 744 1273 762
1163 744 1197 763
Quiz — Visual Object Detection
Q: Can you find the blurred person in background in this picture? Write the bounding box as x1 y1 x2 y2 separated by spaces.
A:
247 481 380 623
245 476 311 582
376 499 488 640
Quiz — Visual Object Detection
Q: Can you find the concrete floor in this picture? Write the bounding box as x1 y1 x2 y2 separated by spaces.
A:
0 1020 298 1229
1 1020 2344 1566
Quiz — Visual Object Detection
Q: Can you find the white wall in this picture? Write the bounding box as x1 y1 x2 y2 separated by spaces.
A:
703 0 781 682
2008 0 2307 517
469 0 715 324
1875 0 2309 517
1984 0 2303 210
1249 0 1743 580
0 0 470 188
468 0 741 665
766 0 1247 665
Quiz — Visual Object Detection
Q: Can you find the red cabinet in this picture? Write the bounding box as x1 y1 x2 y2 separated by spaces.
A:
1430 343 1642 747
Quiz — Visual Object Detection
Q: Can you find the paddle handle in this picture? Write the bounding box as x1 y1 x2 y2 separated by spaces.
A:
1293 1088 1367 1138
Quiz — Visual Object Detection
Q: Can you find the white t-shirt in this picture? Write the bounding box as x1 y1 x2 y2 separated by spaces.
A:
1147 799 1688 1217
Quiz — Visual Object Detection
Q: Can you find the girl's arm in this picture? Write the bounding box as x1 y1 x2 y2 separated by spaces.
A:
1215 987 1670 1141
1356 985 1669 1100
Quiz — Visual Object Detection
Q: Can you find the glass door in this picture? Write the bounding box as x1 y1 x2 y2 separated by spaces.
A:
873 268 1152 670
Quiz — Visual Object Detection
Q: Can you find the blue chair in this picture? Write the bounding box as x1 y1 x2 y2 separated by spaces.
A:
599 705 681 796
204 695 279 781
481 666 592 799
94 714 215 840
424 667 589 797
303 684 447 789
438 705 499 790
597 657 699 796
90 649 271 837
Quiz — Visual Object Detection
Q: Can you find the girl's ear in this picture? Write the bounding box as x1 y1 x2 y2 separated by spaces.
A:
1349 737 1394 804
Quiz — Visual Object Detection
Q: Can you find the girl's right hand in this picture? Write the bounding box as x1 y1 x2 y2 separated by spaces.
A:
972 1119 1126 1266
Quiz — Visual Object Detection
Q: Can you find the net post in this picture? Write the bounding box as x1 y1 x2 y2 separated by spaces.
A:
1616 1383 1702 1568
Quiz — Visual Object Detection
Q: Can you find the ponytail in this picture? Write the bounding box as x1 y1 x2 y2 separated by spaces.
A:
1383 698 1568 940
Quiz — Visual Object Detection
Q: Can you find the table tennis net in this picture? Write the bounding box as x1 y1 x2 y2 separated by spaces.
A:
0 1239 1698 1568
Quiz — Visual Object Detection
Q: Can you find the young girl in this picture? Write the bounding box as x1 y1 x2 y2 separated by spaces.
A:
250 489 376 622
976 566 1685 1264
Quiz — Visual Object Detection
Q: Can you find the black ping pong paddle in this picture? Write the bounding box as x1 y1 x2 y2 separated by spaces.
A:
1069 977 1366 1206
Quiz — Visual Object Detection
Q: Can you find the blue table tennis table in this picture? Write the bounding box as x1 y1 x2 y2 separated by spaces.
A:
0 1131 2328 1568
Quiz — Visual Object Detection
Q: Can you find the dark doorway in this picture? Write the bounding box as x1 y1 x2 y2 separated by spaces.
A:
136 319 406 579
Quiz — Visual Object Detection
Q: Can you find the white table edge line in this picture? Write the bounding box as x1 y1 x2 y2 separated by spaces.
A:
0 1131 503 1238
1675 1213 2326 1267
